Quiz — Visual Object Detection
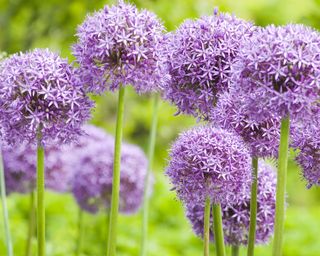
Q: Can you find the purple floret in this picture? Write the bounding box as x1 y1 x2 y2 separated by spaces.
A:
186 160 277 245
0 48 93 145
231 24 320 121
210 90 281 158
3 143 74 194
163 10 254 119
72 1 169 94
291 109 320 188
71 125 148 214
166 125 252 205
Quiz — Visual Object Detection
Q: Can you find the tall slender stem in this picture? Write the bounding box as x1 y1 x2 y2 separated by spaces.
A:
102 213 110 253
37 131 45 256
204 196 211 256
26 191 35 256
140 94 159 256
107 86 126 256
0 149 13 256
75 208 83 256
272 116 290 256
247 157 258 256
212 204 226 256
231 245 239 256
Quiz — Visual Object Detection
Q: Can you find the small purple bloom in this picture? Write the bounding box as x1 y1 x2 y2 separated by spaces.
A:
71 125 149 214
231 24 320 121
0 49 93 145
72 1 169 94
210 91 281 158
3 143 73 194
163 11 254 119
291 109 320 188
186 160 277 245
166 125 252 205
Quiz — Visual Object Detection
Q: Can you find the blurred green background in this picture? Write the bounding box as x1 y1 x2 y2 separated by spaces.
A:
1 0 320 255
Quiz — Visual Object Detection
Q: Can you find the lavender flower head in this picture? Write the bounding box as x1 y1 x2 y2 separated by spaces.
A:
292 109 320 188
210 90 281 158
71 125 148 214
163 10 254 119
0 48 93 145
3 143 74 194
72 1 169 94
231 24 320 121
166 125 252 205
186 160 277 245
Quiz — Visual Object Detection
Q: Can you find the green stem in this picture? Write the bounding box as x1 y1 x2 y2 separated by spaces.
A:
37 131 45 256
272 116 290 256
102 213 110 254
247 157 258 256
107 86 126 256
0 149 13 256
75 208 83 256
140 94 159 256
212 204 226 256
26 191 35 256
204 196 211 256
231 245 239 256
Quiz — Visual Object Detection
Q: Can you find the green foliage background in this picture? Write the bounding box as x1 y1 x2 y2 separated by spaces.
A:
1 0 320 255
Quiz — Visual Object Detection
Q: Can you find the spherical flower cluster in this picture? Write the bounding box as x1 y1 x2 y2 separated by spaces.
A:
163 10 254 119
72 1 169 94
291 109 320 188
166 125 252 205
210 90 281 158
0 48 93 145
71 125 148 214
2 143 73 194
231 24 320 121
186 160 277 245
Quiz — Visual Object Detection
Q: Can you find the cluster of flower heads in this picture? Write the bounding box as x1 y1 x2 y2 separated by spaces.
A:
291 109 320 188
73 1 169 94
163 10 254 119
186 160 277 245
2 143 73 194
166 125 252 205
210 90 281 158
230 24 320 121
71 125 148 214
0 48 93 145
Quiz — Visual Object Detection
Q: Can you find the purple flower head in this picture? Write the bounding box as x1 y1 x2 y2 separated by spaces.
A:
163 11 254 119
71 125 148 214
72 1 169 94
0 49 93 145
210 90 281 158
166 125 252 205
291 109 320 188
186 160 277 245
3 143 74 194
231 24 320 121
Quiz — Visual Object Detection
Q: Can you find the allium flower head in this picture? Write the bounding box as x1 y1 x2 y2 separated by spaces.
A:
291 109 320 188
72 1 169 94
0 48 93 145
186 160 276 245
163 11 254 119
71 125 148 214
231 24 320 121
166 125 252 205
3 143 73 194
210 90 281 158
